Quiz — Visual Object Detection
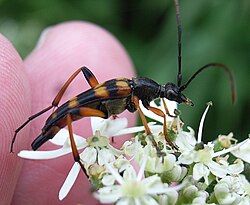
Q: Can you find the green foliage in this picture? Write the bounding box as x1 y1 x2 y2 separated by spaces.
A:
1 0 249 140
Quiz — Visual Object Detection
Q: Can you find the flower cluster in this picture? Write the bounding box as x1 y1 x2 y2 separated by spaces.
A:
18 99 250 205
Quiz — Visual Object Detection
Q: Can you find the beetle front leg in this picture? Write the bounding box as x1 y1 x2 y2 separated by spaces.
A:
161 98 176 118
132 96 159 149
132 96 151 135
133 96 176 149
146 105 176 148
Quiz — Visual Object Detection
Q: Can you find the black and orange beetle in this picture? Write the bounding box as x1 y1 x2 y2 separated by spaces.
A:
11 0 235 174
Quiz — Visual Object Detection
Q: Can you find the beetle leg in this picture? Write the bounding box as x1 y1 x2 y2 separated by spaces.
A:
147 105 176 149
81 66 99 88
133 96 159 148
133 96 151 135
66 113 87 176
66 107 107 176
10 67 99 152
52 66 98 107
161 98 176 118
10 105 54 152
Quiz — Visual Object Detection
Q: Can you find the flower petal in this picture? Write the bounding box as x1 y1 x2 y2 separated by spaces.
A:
123 165 137 181
139 195 159 205
81 147 97 165
228 160 244 175
116 198 131 205
102 118 128 136
193 163 210 184
91 117 107 133
114 125 146 136
49 128 69 145
178 151 195 165
107 144 123 156
94 185 123 203
175 127 196 152
140 99 177 123
99 149 124 185
147 181 184 195
18 147 73 159
140 101 164 124
207 161 228 178
59 162 81 200
97 148 115 165
102 174 115 186
91 117 128 137
50 128 85 146
113 122 162 137
197 102 212 143
231 138 250 163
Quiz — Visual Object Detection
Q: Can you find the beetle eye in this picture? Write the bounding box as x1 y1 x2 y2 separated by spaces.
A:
167 90 176 99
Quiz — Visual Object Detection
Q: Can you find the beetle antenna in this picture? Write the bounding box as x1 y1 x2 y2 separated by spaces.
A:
179 63 236 103
174 0 182 87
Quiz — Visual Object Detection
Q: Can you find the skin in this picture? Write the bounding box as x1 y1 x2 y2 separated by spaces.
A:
0 21 136 205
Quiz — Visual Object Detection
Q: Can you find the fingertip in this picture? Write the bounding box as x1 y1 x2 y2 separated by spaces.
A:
0 34 31 204
27 21 135 78
25 20 136 136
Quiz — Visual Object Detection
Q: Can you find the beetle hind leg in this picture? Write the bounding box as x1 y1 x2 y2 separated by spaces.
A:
66 113 87 176
10 105 54 153
11 66 99 153
81 66 99 88
66 107 107 175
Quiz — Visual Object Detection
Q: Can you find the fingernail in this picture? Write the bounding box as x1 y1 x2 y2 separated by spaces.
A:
34 27 51 50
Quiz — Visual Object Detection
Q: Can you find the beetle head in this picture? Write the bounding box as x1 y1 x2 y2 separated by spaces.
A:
163 82 193 106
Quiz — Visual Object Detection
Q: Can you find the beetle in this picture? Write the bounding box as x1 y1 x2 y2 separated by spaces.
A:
11 0 235 174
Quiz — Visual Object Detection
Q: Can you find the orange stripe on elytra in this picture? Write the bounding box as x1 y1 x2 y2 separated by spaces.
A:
94 86 109 98
68 96 80 108
116 80 131 96
115 80 129 87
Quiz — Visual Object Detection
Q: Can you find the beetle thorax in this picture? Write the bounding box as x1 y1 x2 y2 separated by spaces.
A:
132 77 161 101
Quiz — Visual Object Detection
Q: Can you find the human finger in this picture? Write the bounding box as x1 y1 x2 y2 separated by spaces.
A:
0 34 31 204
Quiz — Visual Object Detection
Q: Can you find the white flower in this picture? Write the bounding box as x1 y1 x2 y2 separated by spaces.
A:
140 140 187 182
176 103 245 184
218 132 237 148
18 116 144 201
17 95 250 204
59 117 145 200
94 148 184 205
240 174 250 197
101 156 132 187
158 191 178 205
214 175 250 205
231 134 250 164
182 184 209 205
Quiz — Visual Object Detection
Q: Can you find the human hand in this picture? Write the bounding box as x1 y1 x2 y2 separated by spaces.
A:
0 21 136 204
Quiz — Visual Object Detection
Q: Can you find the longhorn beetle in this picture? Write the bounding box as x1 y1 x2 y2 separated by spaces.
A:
11 0 235 174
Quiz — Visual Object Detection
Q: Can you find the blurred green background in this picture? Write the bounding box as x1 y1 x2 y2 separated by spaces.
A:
1 0 249 141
